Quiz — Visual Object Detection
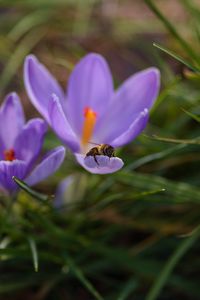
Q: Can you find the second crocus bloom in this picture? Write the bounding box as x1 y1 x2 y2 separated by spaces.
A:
0 92 65 194
24 53 160 174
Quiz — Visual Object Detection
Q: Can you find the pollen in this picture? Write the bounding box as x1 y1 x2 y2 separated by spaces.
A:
81 107 97 146
4 149 16 161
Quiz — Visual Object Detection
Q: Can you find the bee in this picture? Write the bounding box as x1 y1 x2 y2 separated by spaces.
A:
86 144 115 165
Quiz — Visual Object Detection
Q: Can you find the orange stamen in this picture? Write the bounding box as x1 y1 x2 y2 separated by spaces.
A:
81 107 97 146
4 149 16 161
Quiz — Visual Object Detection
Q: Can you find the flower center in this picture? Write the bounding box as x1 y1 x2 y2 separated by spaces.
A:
4 149 16 161
81 107 97 147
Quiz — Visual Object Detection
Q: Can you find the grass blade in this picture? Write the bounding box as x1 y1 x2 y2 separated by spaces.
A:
95 188 166 209
12 176 50 202
149 135 200 145
0 28 46 94
8 10 51 41
117 278 138 300
151 76 182 113
144 0 200 63
145 225 200 300
126 144 186 171
66 255 104 300
182 108 200 123
28 237 38 272
115 171 200 203
153 43 200 73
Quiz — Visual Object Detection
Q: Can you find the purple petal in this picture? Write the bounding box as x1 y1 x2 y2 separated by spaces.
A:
75 153 124 174
0 136 4 160
110 109 149 147
48 94 80 152
0 93 25 150
54 175 74 208
25 146 65 186
67 53 114 137
95 68 160 142
14 118 47 166
24 55 66 123
0 160 27 192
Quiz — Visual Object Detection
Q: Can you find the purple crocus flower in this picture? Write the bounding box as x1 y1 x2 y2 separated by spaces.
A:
54 175 74 208
24 53 160 174
0 92 65 194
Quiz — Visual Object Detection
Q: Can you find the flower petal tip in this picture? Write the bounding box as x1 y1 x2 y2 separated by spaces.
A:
81 52 108 64
25 54 38 64
55 145 66 160
24 55 39 75
24 53 66 125
76 154 124 174
146 67 161 90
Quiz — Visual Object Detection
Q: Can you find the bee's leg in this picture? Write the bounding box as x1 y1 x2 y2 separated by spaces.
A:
109 152 115 158
102 148 107 156
94 155 99 165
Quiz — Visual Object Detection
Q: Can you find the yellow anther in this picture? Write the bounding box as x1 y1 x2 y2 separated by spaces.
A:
4 149 15 161
81 107 97 146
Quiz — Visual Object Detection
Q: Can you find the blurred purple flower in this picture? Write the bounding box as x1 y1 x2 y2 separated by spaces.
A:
24 53 160 174
54 175 74 208
0 92 65 194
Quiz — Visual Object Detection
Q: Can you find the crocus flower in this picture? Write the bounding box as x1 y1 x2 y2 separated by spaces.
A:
54 175 74 208
54 174 87 208
24 53 160 174
0 92 65 194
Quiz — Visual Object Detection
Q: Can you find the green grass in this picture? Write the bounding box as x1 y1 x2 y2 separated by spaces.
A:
0 0 200 299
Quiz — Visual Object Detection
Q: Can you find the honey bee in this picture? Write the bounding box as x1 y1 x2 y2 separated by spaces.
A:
86 144 115 165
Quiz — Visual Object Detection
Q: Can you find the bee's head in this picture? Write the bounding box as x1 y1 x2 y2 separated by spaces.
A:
104 144 115 157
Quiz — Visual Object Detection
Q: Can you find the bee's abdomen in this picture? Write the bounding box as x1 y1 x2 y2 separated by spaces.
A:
86 147 99 157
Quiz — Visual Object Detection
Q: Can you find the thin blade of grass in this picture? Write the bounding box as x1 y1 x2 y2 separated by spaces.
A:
66 255 104 300
149 135 200 145
94 188 166 209
151 76 182 113
12 176 49 202
153 43 200 73
117 278 138 300
144 0 200 63
0 278 37 293
8 10 51 41
182 108 200 123
125 144 186 171
0 28 46 94
115 171 200 203
181 0 200 21
145 225 200 300
28 237 38 272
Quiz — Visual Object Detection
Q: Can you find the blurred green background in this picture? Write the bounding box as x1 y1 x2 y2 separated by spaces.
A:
1 0 200 299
